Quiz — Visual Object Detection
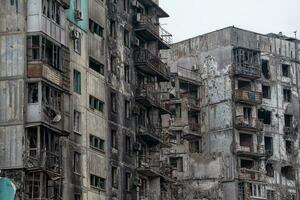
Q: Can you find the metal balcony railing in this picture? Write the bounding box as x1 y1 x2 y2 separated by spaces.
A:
134 48 170 78
239 168 265 181
235 89 262 104
235 116 263 130
136 84 160 105
234 63 261 78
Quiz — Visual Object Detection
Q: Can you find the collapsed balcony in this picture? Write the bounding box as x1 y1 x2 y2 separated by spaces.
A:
134 14 172 49
25 126 62 177
233 48 261 79
134 49 170 81
135 84 170 114
235 89 262 105
137 155 174 181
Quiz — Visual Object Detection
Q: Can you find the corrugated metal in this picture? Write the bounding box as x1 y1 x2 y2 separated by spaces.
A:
0 125 24 169
0 35 25 78
0 80 24 123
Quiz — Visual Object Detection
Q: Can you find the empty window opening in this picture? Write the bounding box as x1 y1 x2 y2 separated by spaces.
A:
28 82 39 103
90 174 105 190
112 166 118 188
125 100 130 119
110 20 117 39
73 151 81 174
111 129 118 149
89 57 104 75
89 95 104 112
243 107 252 124
239 133 253 149
238 80 251 90
170 157 183 172
266 163 274 177
124 65 130 83
284 114 293 127
125 173 131 192
90 134 105 152
124 29 130 47
111 92 117 113
74 194 81 200
262 85 271 99
240 159 254 169
73 110 81 133
283 88 291 102
285 140 294 154
258 109 271 125
282 64 290 77
42 84 62 113
281 166 295 180
125 135 131 154
189 139 201 153
89 19 104 37
264 136 273 155
262 59 270 79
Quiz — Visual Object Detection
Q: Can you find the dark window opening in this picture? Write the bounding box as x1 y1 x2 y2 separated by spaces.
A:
124 29 130 48
110 20 117 39
239 133 253 149
125 135 131 154
262 60 270 79
243 107 252 124
73 69 81 94
90 174 105 190
170 157 183 172
42 0 61 24
285 140 294 154
28 83 39 103
258 109 271 125
89 95 104 112
112 166 118 188
89 134 105 152
89 19 104 37
284 114 293 127
189 139 201 153
264 136 273 155
74 194 81 200
240 159 254 169
111 92 117 113
42 84 61 112
266 163 274 177
125 173 131 192
111 129 118 149
267 190 275 200
89 57 104 75
283 88 291 102
125 100 130 119
282 64 290 77
124 65 130 83
281 166 295 180
73 151 81 174
238 80 251 90
262 85 271 99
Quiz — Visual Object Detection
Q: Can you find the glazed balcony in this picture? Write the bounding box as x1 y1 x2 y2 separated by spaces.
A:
235 116 263 131
137 155 174 181
26 150 62 176
134 14 172 49
235 89 262 105
134 49 170 81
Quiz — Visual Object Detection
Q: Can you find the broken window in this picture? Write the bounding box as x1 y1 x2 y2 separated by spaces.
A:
282 64 290 77
125 172 131 192
250 183 266 198
262 85 271 99
110 20 117 39
73 69 81 94
89 57 104 75
125 135 131 154
42 0 61 24
284 114 293 127
258 108 271 125
238 80 251 90
239 133 253 149
124 65 130 83
264 136 273 155
285 140 294 154
112 166 119 188
89 19 104 37
124 29 130 48
89 134 105 152
170 157 183 172
28 82 39 103
74 110 81 133
89 95 104 112
31 36 40 60
27 127 38 157
111 92 117 113
74 194 81 200
90 174 105 190
240 159 254 169
243 107 252 125
73 151 81 174
111 129 118 149
283 88 291 102
266 163 274 177
42 84 62 112
189 139 201 153
261 59 270 79
267 190 275 200
125 100 130 119
281 166 295 180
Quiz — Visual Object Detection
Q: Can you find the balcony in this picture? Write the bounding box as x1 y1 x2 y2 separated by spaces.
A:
236 145 265 158
235 116 263 131
180 93 200 111
134 14 172 49
137 123 162 145
238 168 265 181
234 64 261 79
134 49 170 81
137 155 174 181
235 90 262 105
284 126 298 139
26 150 62 176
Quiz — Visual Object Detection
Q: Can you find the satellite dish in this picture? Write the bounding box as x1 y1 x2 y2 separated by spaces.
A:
52 114 62 123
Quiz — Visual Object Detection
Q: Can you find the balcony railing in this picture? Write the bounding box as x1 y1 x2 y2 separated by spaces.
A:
234 63 261 78
235 116 263 131
134 48 170 80
180 93 200 110
284 126 298 138
137 123 162 144
235 89 262 104
239 168 264 181
236 144 265 158
136 84 159 105
27 150 62 175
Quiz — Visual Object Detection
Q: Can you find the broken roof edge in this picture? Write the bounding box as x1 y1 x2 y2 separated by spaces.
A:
171 26 300 46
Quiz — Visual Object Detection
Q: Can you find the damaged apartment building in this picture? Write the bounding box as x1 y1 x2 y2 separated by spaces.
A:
0 0 175 199
161 26 300 200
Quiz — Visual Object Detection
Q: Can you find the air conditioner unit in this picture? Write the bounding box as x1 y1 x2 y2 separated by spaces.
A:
75 9 83 21
71 30 80 39
133 142 142 151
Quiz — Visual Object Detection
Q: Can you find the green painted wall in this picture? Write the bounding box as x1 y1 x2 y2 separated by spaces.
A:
66 0 89 32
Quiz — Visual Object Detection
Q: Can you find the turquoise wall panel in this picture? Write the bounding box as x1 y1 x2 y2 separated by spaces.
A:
66 0 89 32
